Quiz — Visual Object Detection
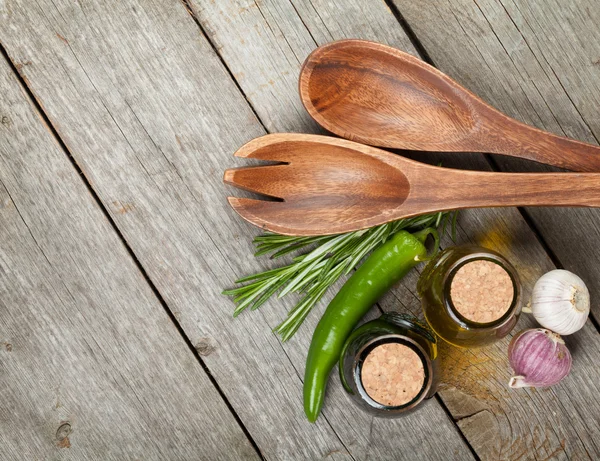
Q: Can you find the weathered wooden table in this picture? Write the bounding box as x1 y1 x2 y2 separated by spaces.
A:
2 1 600 459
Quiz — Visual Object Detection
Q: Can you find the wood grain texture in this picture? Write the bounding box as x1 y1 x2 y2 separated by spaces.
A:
0 54 257 460
189 0 600 459
1 0 352 459
5 0 600 459
0 0 473 460
225 133 600 236
191 0 419 135
299 39 600 172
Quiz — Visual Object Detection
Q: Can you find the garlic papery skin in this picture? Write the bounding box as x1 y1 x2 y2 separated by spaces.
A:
529 269 589 335
508 329 572 389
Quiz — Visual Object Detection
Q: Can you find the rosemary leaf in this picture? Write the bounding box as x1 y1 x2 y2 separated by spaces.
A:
278 258 327 298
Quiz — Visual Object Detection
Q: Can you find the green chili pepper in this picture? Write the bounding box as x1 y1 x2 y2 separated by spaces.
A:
303 228 438 422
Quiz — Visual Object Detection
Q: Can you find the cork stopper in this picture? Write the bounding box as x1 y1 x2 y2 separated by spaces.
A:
450 260 513 323
361 343 425 407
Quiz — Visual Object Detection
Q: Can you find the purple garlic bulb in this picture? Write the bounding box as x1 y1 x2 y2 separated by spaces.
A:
508 328 572 388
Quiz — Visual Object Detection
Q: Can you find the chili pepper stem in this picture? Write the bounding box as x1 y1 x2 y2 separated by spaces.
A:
412 228 440 262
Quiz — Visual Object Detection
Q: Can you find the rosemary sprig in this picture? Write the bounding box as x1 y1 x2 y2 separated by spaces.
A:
224 211 457 341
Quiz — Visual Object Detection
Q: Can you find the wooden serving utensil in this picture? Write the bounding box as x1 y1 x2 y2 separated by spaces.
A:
299 39 600 172
224 134 600 236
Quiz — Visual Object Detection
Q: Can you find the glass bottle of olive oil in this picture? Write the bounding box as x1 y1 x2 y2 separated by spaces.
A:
417 245 522 348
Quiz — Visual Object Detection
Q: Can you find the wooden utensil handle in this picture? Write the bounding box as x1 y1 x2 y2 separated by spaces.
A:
428 170 600 211
485 114 600 172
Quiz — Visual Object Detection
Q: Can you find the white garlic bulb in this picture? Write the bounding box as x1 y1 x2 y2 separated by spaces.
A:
529 269 589 335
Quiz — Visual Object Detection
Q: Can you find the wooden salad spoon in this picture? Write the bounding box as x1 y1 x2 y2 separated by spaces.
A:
299 39 600 172
224 134 600 236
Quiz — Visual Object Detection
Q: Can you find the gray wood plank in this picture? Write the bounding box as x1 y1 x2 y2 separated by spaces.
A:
0 54 257 460
189 0 600 459
1 0 353 459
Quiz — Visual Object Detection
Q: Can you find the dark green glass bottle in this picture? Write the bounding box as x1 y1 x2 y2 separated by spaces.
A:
339 312 438 417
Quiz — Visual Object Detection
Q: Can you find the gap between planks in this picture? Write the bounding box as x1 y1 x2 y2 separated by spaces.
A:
0 41 266 461
180 0 267 134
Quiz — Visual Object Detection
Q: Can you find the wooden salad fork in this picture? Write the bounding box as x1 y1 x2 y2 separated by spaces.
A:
299 39 600 172
224 134 600 236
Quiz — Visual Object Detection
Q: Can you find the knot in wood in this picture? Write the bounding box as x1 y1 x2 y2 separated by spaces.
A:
195 337 216 356
56 422 72 440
